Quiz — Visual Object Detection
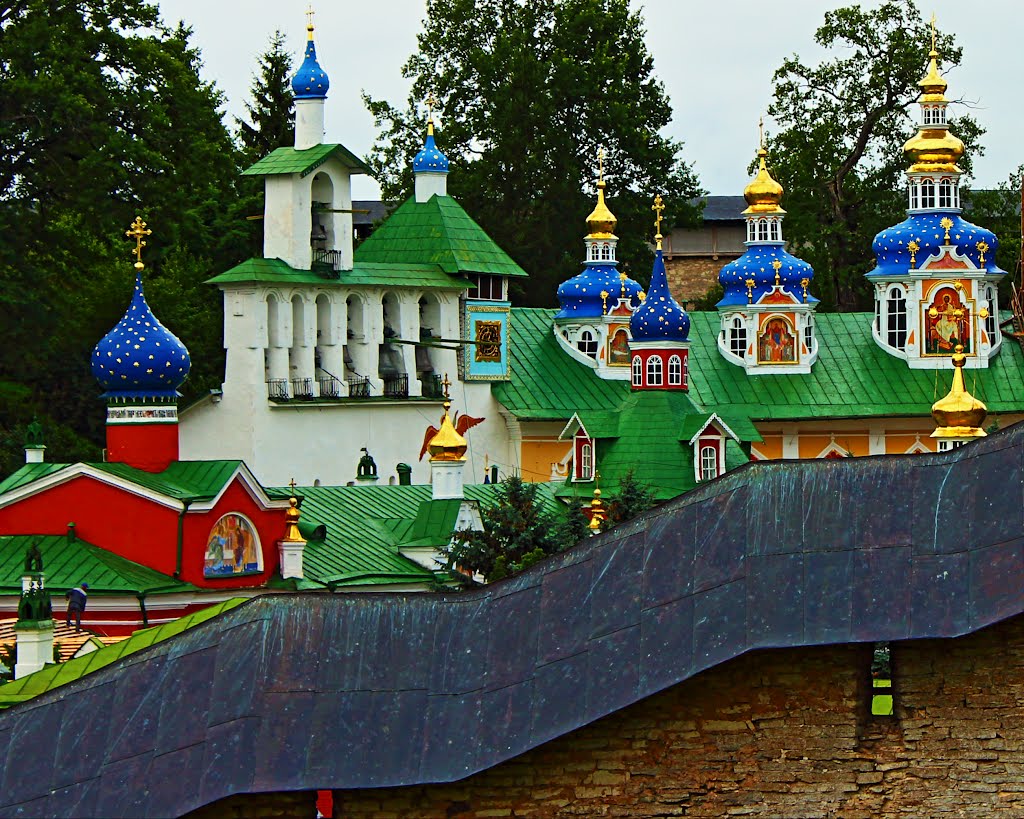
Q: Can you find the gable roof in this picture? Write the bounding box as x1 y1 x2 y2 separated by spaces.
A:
241 143 371 177
0 534 196 597
355 195 528 278
4 424 1024 816
205 257 472 289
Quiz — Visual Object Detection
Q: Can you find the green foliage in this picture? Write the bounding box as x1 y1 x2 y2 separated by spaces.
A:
556 501 592 550
446 475 561 579
364 0 702 305
765 0 984 311
965 166 1023 299
605 470 656 527
236 31 295 166
0 1 248 469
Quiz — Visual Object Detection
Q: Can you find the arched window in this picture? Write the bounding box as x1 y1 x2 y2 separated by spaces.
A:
668 355 682 385
600 243 611 261
647 355 663 386
935 106 946 125
588 244 599 261
921 179 936 209
757 219 769 241
909 182 920 210
747 221 756 242
939 179 953 209
804 317 814 351
953 182 960 209
923 107 934 125
631 355 642 386
985 285 997 341
886 286 908 350
204 514 263 577
699 445 719 481
769 220 780 241
729 317 747 359
580 444 593 480
577 329 598 359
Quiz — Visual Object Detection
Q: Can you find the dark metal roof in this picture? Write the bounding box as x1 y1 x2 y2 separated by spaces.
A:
3 423 1024 817
352 199 392 227
689 195 747 222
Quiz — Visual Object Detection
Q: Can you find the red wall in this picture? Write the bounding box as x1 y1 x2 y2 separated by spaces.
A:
106 423 180 472
631 348 689 391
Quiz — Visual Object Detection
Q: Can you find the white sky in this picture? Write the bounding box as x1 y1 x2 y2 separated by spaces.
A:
157 0 1022 200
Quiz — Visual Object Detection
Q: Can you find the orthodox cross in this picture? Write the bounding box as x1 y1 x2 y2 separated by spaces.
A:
441 373 451 400
908 239 920 268
306 5 315 29
771 258 782 286
758 116 765 150
976 240 989 266
126 217 152 271
940 217 953 242
425 93 437 122
597 147 605 183
930 12 937 52
289 477 297 495
652 194 665 238
745 278 756 303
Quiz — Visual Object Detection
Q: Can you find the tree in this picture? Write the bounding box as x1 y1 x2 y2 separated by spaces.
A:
765 0 984 311
965 166 1024 298
605 470 656 528
236 31 295 166
364 0 702 304
446 475 561 580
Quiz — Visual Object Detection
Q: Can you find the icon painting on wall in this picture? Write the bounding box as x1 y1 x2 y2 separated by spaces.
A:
608 328 630 365
204 513 261 577
925 286 971 355
757 317 796 364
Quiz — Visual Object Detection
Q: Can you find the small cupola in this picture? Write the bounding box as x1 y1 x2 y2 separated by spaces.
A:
931 344 988 446
291 12 330 149
414 96 450 202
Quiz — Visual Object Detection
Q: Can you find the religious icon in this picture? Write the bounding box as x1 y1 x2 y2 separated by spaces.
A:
757 317 797 364
474 320 502 362
204 514 261 577
925 286 971 355
608 328 630 365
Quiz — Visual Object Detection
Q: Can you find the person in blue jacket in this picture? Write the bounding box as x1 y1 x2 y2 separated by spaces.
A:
65 583 89 631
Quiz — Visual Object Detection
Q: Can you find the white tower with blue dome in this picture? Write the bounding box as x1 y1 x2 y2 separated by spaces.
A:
867 24 1005 369
716 129 819 375
414 99 449 202
553 153 643 380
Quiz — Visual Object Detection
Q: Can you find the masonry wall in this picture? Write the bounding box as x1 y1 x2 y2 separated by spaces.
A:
665 256 736 303
186 615 1024 818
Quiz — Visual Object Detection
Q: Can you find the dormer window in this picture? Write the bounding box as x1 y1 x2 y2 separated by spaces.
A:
572 428 595 482
577 329 598 359
646 355 663 386
699 445 719 481
886 286 907 351
729 317 747 359
467 274 505 300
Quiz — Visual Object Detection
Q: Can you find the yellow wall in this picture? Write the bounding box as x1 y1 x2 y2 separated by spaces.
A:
520 439 572 483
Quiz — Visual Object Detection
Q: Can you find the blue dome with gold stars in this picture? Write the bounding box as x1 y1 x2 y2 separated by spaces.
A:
291 35 329 100
556 264 642 319
630 249 689 342
867 212 1004 278
413 128 449 174
718 245 816 308
91 274 190 399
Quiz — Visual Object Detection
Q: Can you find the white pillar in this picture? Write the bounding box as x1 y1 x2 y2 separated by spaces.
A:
431 459 465 500
278 540 305 579
294 99 325 151
25 446 45 464
415 172 448 203
14 623 54 679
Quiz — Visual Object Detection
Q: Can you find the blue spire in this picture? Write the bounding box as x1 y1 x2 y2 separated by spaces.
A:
91 273 190 400
291 28 330 100
413 121 449 173
630 249 690 342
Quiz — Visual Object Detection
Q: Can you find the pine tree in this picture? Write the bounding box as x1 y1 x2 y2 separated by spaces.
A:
605 470 657 528
236 31 295 166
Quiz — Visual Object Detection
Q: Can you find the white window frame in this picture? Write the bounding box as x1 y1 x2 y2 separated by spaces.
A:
886 286 908 350
699 444 719 481
577 329 598 359
631 355 642 386
668 355 682 385
729 317 747 359
646 355 663 386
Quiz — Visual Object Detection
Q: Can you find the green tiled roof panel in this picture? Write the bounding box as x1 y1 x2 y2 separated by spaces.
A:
355 196 528 277
207 257 471 289
0 534 197 596
242 144 371 177
0 598 246 710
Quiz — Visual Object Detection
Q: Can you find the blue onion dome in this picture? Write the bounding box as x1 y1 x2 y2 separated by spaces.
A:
291 27 329 100
556 265 642 319
413 122 449 173
91 274 191 399
868 212 1004 279
630 249 690 342
718 245 816 307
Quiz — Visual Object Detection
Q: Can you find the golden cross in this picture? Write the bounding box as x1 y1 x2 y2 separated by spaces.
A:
930 12 937 52
771 258 782 286
652 194 665 239
441 372 451 400
426 93 437 121
977 240 989 266
289 477 297 495
758 116 765 150
940 217 953 242
908 239 920 267
597 147 605 183
126 216 152 271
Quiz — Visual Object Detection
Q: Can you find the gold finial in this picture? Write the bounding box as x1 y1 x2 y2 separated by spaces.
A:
425 93 437 135
619 269 627 297
305 4 315 38
597 147 605 185
977 240 989 266
931 344 988 440
585 149 617 238
940 217 953 242
282 478 305 543
771 258 782 286
908 239 920 267
758 116 765 150
126 216 152 271
600 290 609 313
930 11 937 53
743 126 785 215
745 278 755 303
427 396 468 462
588 485 606 534
441 372 451 400
800 277 810 302
652 194 665 251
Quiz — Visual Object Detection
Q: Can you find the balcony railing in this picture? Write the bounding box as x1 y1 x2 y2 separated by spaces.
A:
313 249 345 273
421 373 444 399
291 378 314 399
267 379 289 400
347 375 370 398
383 373 409 399
317 375 343 399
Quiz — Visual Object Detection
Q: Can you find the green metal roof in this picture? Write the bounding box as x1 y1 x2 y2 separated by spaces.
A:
0 598 245 710
355 195 528 278
0 461 246 504
241 143 371 177
206 257 472 289
496 308 1024 424
0 534 196 597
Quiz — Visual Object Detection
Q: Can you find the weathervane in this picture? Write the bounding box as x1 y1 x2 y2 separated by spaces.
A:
126 217 152 271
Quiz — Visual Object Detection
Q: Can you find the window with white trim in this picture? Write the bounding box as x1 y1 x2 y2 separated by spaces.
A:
757 219 769 241
886 286 907 350
804 317 814 351
600 243 611 261
921 179 936 209
937 440 965 452
577 329 598 359
647 355 663 386
668 355 682 385
985 285 997 341
769 220 780 241
939 179 952 209
699 445 719 481
729 317 747 358
909 182 920 210
631 355 642 386
747 221 756 242
579 443 593 480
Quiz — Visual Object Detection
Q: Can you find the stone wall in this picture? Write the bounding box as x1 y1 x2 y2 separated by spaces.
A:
665 256 735 303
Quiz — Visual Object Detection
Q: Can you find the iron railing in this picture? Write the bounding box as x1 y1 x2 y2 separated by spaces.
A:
317 375 343 398
421 373 444 399
313 249 345 270
267 379 289 400
383 374 409 399
291 378 314 399
347 375 370 398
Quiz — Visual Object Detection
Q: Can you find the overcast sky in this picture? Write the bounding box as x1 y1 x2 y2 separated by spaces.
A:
157 0 1022 200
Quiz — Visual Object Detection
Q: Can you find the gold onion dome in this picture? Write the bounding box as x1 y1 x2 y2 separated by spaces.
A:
930 345 988 439
428 402 468 461
281 495 305 543
742 148 785 214
586 179 617 238
903 41 964 173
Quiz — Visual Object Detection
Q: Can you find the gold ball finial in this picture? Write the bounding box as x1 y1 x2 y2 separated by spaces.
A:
585 148 617 238
908 239 920 268
931 343 988 440
976 240 989 266
305 5 315 38
940 217 953 243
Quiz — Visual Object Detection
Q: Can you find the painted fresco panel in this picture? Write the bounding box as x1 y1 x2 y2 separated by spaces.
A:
757 315 797 364
204 513 262 577
922 284 973 356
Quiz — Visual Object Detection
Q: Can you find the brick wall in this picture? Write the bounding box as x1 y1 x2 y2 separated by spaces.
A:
665 256 735 303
